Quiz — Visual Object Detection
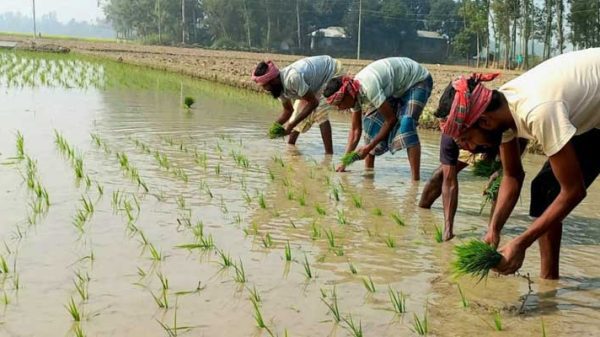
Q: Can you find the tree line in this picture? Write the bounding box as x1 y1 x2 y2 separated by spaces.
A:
103 0 600 69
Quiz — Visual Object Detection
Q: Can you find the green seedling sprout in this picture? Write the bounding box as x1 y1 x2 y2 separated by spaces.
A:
247 285 261 303
286 190 294 201
351 194 362 208
150 289 169 309
372 208 383 216
434 225 443 243
388 286 407 313
302 254 313 279
310 222 321 240
268 122 286 139
157 272 169 290
492 311 503 331
217 250 233 268
234 259 247 283
15 131 25 159
184 96 195 108
411 311 429 335
457 283 469 308
148 243 163 261
391 212 405 226
321 286 341 323
284 241 292 262
384 234 396 248
342 314 363 337
331 186 340 201
340 152 360 167
362 276 376 293
315 204 326 216
336 209 347 225
261 233 273 248
452 239 502 282
65 297 82 321
325 229 336 248
258 192 267 209
74 324 86 337
0 256 9 273
298 193 306 206
348 262 358 274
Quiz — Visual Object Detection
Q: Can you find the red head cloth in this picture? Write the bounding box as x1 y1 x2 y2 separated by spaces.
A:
326 76 361 106
440 73 500 138
251 60 280 85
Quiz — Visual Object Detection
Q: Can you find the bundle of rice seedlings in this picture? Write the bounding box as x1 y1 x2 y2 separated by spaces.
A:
452 239 502 282
184 96 195 108
268 122 286 139
341 151 360 167
472 159 501 177
480 174 502 214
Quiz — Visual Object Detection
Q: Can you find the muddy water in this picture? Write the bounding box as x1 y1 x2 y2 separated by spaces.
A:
0 52 598 337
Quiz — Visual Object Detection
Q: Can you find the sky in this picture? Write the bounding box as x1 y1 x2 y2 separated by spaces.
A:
0 0 104 23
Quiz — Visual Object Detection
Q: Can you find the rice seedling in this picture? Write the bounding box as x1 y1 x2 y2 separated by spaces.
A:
150 289 169 309
234 260 247 283
0 256 9 273
480 174 502 214
310 222 322 240
268 122 286 139
336 209 348 225
541 318 547 337
215 163 221 175
284 241 292 261
12 274 20 291
65 297 82 321
362 276 376 293
267 169 275 181
325 229 336 248
391 212 405 226
340 152 361 167
217 250 233 268
247 285 261 303
388 286 407 314
492 311 503 331
177 235 215 250
289 219 297 229
473 159 502 178
434 225 443 243
383 234 396 248
351 194 363 208
184 96 195 108
157 272 169 290
174 168 189 183
452 239 502 282
261 233 273 248
297 193 306 206
302 255 313 279
96 182 104 196
74 324 86 337
321 287 341 323
348 262 358 274
73 277 89 301
176 195 187 210
137 267 147 278
331 186 340 201
372 208 383 216
411 311 429 335
15 131 25 160
315 204 326 216
148 243 163 261
258 192 267 209
342 315 363 337
457 283 469 308
250 297 267 329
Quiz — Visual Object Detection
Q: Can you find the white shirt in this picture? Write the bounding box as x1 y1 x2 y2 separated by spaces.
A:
279 55 338 100
500 48 600 156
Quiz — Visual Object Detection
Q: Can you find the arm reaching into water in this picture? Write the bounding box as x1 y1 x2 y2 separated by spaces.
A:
285 92 319 133
275 99 294 126
336 109 363 172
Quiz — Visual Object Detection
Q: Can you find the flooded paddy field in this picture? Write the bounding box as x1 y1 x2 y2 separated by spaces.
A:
0 51 598 337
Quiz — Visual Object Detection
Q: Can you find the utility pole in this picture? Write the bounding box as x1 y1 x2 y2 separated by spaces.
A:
32 0 37 38
157 0 162 44
181 0 185 44
296 0 302 51
357 0 362 60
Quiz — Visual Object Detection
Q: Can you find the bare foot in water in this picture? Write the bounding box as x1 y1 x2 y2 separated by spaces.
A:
443 229 455 241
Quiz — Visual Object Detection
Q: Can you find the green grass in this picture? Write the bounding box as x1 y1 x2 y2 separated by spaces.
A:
391 212 405 226
341 152 360 167
268 122 286 139
284 241 292 261
362 276 376 293
388 286 407 313
321 287 341 323
234 260 247 283
184 96 195 108
434 225 443 243
412 311 429 335
452 239 502 282
65 297 82 321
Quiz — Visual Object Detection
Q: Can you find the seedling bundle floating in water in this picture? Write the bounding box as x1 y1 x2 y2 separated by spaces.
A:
341 151 360 167
452 239 502 282
184 96 195 108
268 122 286 139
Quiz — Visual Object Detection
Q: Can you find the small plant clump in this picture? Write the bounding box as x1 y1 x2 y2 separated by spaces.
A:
452 239 502 282
473 159 502 177
434 225 443 243
412 311 429 335
341 151 360 167
388 286 407 314
184 96 195 108
268 122 286 139
480 174 502 213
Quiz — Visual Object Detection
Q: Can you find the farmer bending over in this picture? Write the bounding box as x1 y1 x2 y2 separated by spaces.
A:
435 49 600 279
252 55 343 154
323 57 432 180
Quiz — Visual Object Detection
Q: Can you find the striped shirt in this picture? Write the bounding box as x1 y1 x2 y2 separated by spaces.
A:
279 55 338 100
352 57 430 113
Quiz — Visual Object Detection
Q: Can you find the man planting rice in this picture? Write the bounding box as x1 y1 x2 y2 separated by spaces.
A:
251 55 343 154
435 49 600 279
323 57 432 181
